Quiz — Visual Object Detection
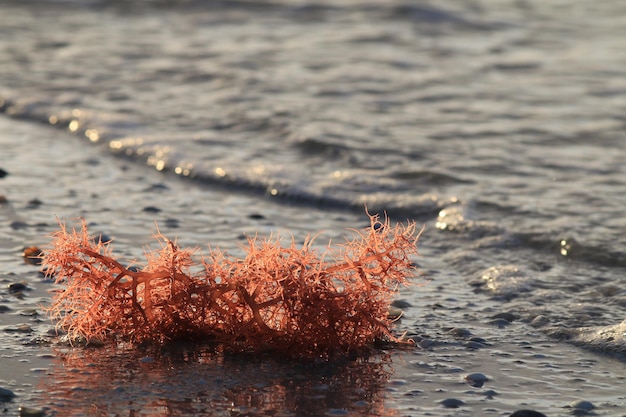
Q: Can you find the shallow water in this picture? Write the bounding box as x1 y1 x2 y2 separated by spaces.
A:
2 0 626 415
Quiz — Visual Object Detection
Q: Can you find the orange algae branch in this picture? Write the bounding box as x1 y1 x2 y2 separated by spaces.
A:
43 214 423 359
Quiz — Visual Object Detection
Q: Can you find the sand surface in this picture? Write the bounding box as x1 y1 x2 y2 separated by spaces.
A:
2 116 626 416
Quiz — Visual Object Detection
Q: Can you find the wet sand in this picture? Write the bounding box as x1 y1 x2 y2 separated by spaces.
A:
2 115 626 416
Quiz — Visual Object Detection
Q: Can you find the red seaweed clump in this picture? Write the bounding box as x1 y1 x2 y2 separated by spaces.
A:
43 213 421 359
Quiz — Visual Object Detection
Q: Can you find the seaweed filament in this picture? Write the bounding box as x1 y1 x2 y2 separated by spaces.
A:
44 213 422 359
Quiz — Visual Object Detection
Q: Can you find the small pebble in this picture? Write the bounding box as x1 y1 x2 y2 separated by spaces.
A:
470 336 488 344
19 309 39 317
47 327 66 336
440 398 464 408
326 408 349 415
164 218 180 228
465 372 489 388
388 306 403 320
418 338 435 349
570 400 594 411
9 283 28 293
11 221 29 230
22 246 43 265
491 312 518 322
92 233 112 244
487 318 512 327
389 379 408 386
26 198 43 209
0 168 8 178
391 299 412 309
0 386 16 401
449 327 472 338
464 340 485 349
4 324 33 333
144 183 169 192
482 389 498 398
509 411 547 417
143 206 162 213
530 315 549 328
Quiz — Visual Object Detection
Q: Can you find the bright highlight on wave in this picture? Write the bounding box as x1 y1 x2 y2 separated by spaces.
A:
43 212 422 359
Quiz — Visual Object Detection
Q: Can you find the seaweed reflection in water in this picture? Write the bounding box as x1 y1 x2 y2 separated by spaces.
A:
38 344 395 416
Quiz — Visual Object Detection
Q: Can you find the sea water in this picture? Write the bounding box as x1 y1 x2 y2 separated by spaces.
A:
1 0 626 415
